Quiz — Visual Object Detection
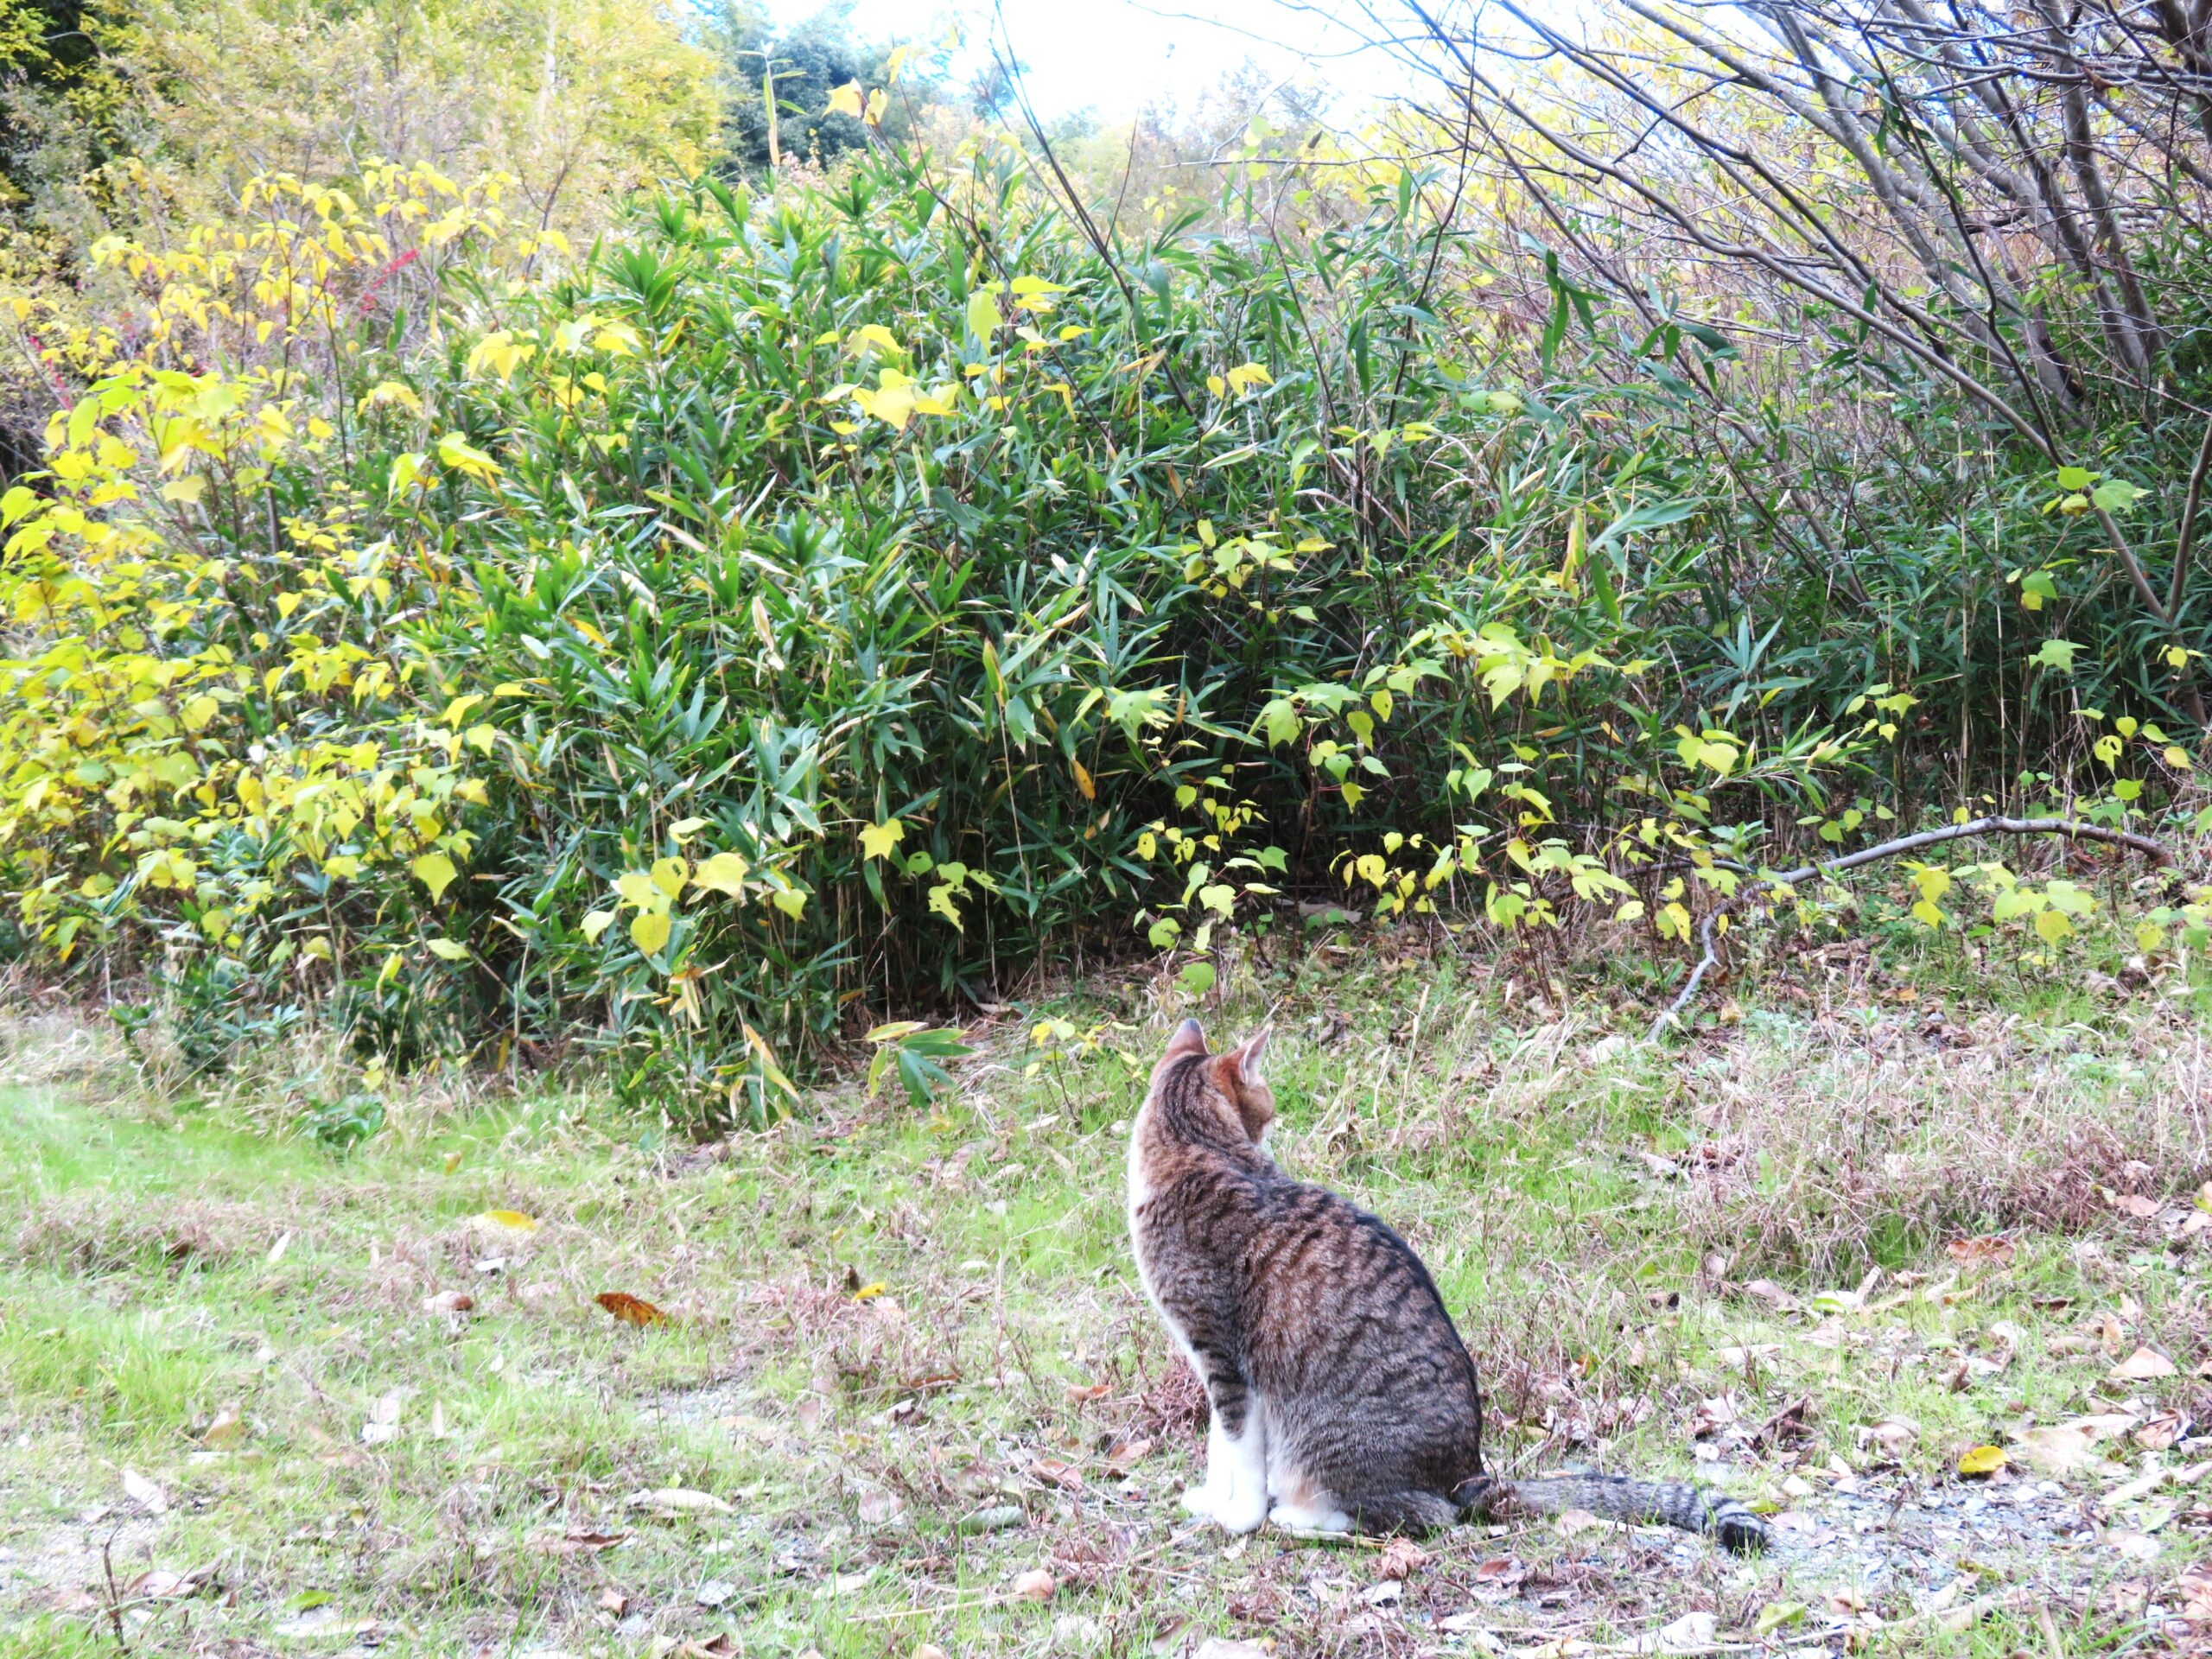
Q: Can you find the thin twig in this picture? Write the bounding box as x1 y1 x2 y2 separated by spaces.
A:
99 1525 131 1655
1647 816 2174 1042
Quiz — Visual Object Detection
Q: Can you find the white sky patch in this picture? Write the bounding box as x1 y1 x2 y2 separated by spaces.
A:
755 0 1410 123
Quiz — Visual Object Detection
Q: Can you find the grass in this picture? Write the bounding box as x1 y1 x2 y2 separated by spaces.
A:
2 923 2210 1657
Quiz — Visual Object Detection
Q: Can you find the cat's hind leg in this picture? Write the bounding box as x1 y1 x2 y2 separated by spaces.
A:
1265 1465 1352 1537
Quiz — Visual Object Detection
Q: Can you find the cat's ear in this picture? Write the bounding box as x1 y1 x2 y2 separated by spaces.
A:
1230 1026 1271 1084
1161 1017 1208 1062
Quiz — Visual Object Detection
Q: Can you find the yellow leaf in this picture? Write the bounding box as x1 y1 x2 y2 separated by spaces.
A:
649 855 688 899
852 1281 887 1302
428 938 469 961
582 908 617 943
825 79 865 118
1071 761 1095 800
2033 907 2073 946
630 909 671 956
160 475 207 505
691 851 751 895
859 819 905 861
181 694 219 732
615 871 662 912
771 887 806 920
476 1209 537 1231
1957 1444 2006 1476
410 852 458 901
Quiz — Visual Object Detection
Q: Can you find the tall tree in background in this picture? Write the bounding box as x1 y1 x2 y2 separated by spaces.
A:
702 2 950 173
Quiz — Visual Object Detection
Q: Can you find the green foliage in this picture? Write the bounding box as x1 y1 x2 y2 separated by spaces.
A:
0 94 2203 1118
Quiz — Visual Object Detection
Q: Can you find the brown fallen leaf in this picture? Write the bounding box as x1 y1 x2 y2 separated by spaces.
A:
1105 1436 1154 1471
2133 1411 2185 1451
2109 1345 2179 1382
1065 1382 1111 1402
1946 1235 2015 1267
1471 1556 1524 1585
200 1409 247 1449
1377 1536 1430 1580
1028 1458 1084 1491
2109 1193 2162 1219
595 1292 670 1327
856 1490 906 1524
422 1291 474 1316
1011 1568 1057 1601
598 1588 630 1615
126 1567 210 1600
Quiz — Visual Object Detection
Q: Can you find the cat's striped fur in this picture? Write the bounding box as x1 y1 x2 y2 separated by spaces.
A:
1127 1019 1769 1554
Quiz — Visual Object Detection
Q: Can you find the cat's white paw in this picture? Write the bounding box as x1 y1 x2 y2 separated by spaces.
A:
1268 1501 1353 1538
1179 1482 1224 1522
1214 1485 1269 1535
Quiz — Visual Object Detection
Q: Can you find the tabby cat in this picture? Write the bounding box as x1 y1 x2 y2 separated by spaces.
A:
1126 1019 1769 1553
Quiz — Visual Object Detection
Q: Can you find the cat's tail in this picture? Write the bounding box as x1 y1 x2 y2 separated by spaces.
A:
1451 1471 1771 1555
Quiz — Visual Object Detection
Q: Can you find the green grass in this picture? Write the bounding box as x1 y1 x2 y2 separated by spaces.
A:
2 935 2209 1656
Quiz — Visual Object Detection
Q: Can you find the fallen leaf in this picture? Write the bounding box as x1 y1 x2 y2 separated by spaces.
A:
913 1647 951 1659
1472 1556 1524 1584
564 1531 630 1550
2012 1424 2095 1476
1362 1580 1402 1606
957 1504 1023 1533
422 1291 474 1316
2110 1346 2178 1382
852 1281 887 1301
2109 1192 2162 1218
1012 1568 1057 1601
857 1490 906 1524
597 1588 629 1615
2177 1561 2212 1620
129 1567 207 1599
694 1579 736 1608
122 1469 168 1515
594 1292 670 1327
1957 1444 2007 1477
474 1208 538 1231
1377 1536 1430 1580
1753 1600 1807 1637
1553 1506 1602 1537
1027 1458 1083 1491
2133 1412 2184 1451
1863 1416 1919 1457
1640 1611 1717 1654
1946 1236 2016 1267
2109 1530 2162 1561
1065 1382 1111 1402
361 1389 408 1446
1192 1643 1270 1659
200 1409 246 1449
624 1487 733 1516
1106 1436 1154 1471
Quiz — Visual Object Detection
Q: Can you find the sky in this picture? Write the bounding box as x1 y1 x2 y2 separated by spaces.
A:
756 0 1411 123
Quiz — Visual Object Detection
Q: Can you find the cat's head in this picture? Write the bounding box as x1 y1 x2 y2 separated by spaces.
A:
1153 1018 1274 1144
